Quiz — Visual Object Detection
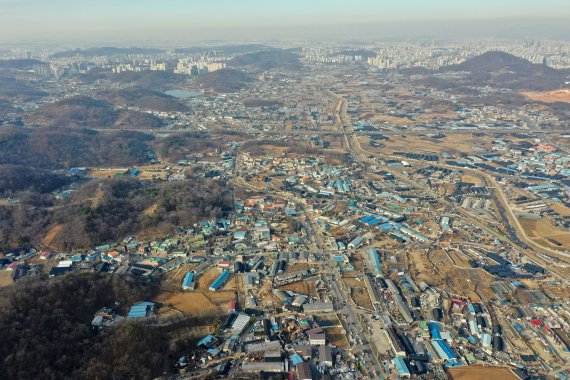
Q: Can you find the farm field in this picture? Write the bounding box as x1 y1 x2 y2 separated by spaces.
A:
519 217 570 250
447 366 519 380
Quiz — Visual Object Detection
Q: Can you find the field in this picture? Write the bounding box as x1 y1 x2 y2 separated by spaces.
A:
522 89 570 104
326 326 349 348
279 277 318 297
461 174 484 185
447 366 519 380
551 203 570 217
357 133 495 157
0 270 14 288
341 276 373 309
156 291 236 317
519 217 570 250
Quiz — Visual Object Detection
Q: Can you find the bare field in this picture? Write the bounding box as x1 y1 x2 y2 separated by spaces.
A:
359 134 494 157
551 203 570 217
326 326 349 348
280 278 318 297
447 249 472 268
447 366 519 380
519 217 570 250
461 174 484 185
196 267 225 290
0 271 14 288
157 291 235 317
522 88 570 104
445 268 495 300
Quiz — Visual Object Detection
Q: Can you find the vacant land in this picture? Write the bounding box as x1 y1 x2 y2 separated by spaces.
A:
447 366 519 380
326 326 349 348
0 270 14 287
519 217 570 250
522 89 570 104
157 291 235 317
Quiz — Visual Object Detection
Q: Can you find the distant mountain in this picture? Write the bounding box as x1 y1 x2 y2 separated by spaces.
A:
114 70 186 91
193 68 254 93
95 88 188 112
442 51 570 91
0 127 154 169
26 96 163 129
174 44 272 55
0 165 72 195
228 49 302 71
0 59 46 70
51 47 164 58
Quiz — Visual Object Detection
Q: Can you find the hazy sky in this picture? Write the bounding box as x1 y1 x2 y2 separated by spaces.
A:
2 0 570 42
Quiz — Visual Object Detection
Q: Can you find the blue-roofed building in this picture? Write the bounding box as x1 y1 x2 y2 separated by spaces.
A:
130 168 140 177
436 339 457 360
359 215 374 223
209 270 230 291
348 236 365 249
367 248 383 277
429 322 442 340
290 354 304 366
378 222 395 233
197 334 218 349
127 301 155 319
392 357 411 378
182 271 195 290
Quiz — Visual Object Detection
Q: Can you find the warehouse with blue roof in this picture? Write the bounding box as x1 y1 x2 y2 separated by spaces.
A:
182 271 195 290
392 357 411 378
367 248 383 277
209 270 231 291
127 301 155 319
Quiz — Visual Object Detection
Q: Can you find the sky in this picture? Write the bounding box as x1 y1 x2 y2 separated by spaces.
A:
1 0 570 43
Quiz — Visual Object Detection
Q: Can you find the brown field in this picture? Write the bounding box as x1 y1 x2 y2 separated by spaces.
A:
157 291 235 317
522 89 570 104
0 271 14 288
358 134 494 157
551 203 570 217
365 114 411 125
280 278 318 297
326 326 349 348
447 366 519 380
42 224 63 248
445 268 495 300
286 263 315 273
447 249 472 268
196 267 225 290
408 250 436 280
540 281 570 299
89 168 128 179
350 253 366 270
350 287 373 309
519 217 570 250
461 174 483 185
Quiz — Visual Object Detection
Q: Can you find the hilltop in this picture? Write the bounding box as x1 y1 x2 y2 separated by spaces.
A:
228 49 302 71
95 88 189 112
51 47 164 58
193 68 254 93
442 51 570 91
26 96 163 129
0 165 72 196
0 127 154 169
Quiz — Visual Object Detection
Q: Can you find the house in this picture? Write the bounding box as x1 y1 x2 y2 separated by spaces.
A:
307 328 326 346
